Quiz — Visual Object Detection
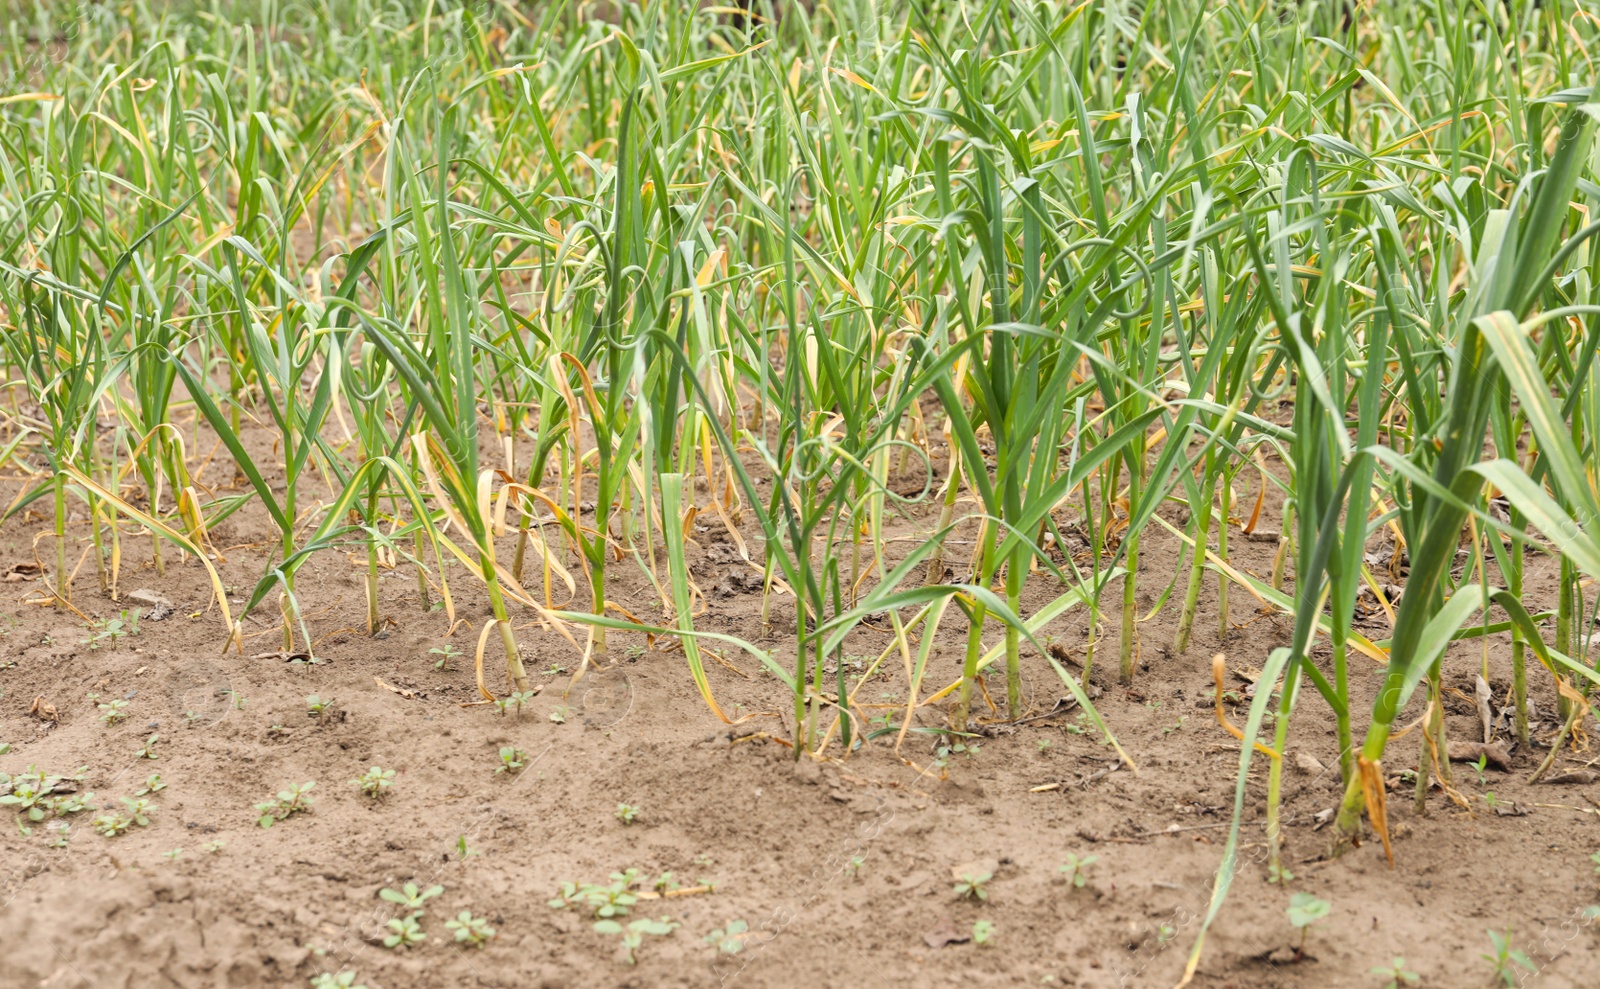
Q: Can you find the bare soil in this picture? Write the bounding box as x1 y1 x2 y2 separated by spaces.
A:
2 417 1597 989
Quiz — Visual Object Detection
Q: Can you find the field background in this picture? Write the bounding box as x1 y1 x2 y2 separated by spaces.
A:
3 1 1600 987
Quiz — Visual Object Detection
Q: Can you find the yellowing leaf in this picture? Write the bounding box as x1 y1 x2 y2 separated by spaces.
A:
829 67 881 96
696 249 726 287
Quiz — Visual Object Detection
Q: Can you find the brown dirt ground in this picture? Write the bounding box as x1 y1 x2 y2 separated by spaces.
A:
2 411 1598 989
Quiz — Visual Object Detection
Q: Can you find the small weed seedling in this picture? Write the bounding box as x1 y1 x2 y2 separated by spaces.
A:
136 734 160 759
306 695 334 717
256 781 315 827
310 973 367 989
953 870 991 902
615 803 639 825
1059 853 1097 890
163 847 183 860
549 869 642 919
1286 893 1330 959
455 834 480 860
94 797 155 836
704 919 748 955
97 698 129 725
595 916 677 965
494 690 540 717
379 882 443 913
933 740 980 768
591 870 644 916
83 611 138 650
353 767 395 798
496 746 527 775
135 774 165 795
1482 929 1534 987
445 910 495 947
1370 957 1420 988
382 911 425 950
2 768 95 825
549 704 572 723
972 919 995 946
430 642 462 670
1473 752 1489 785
